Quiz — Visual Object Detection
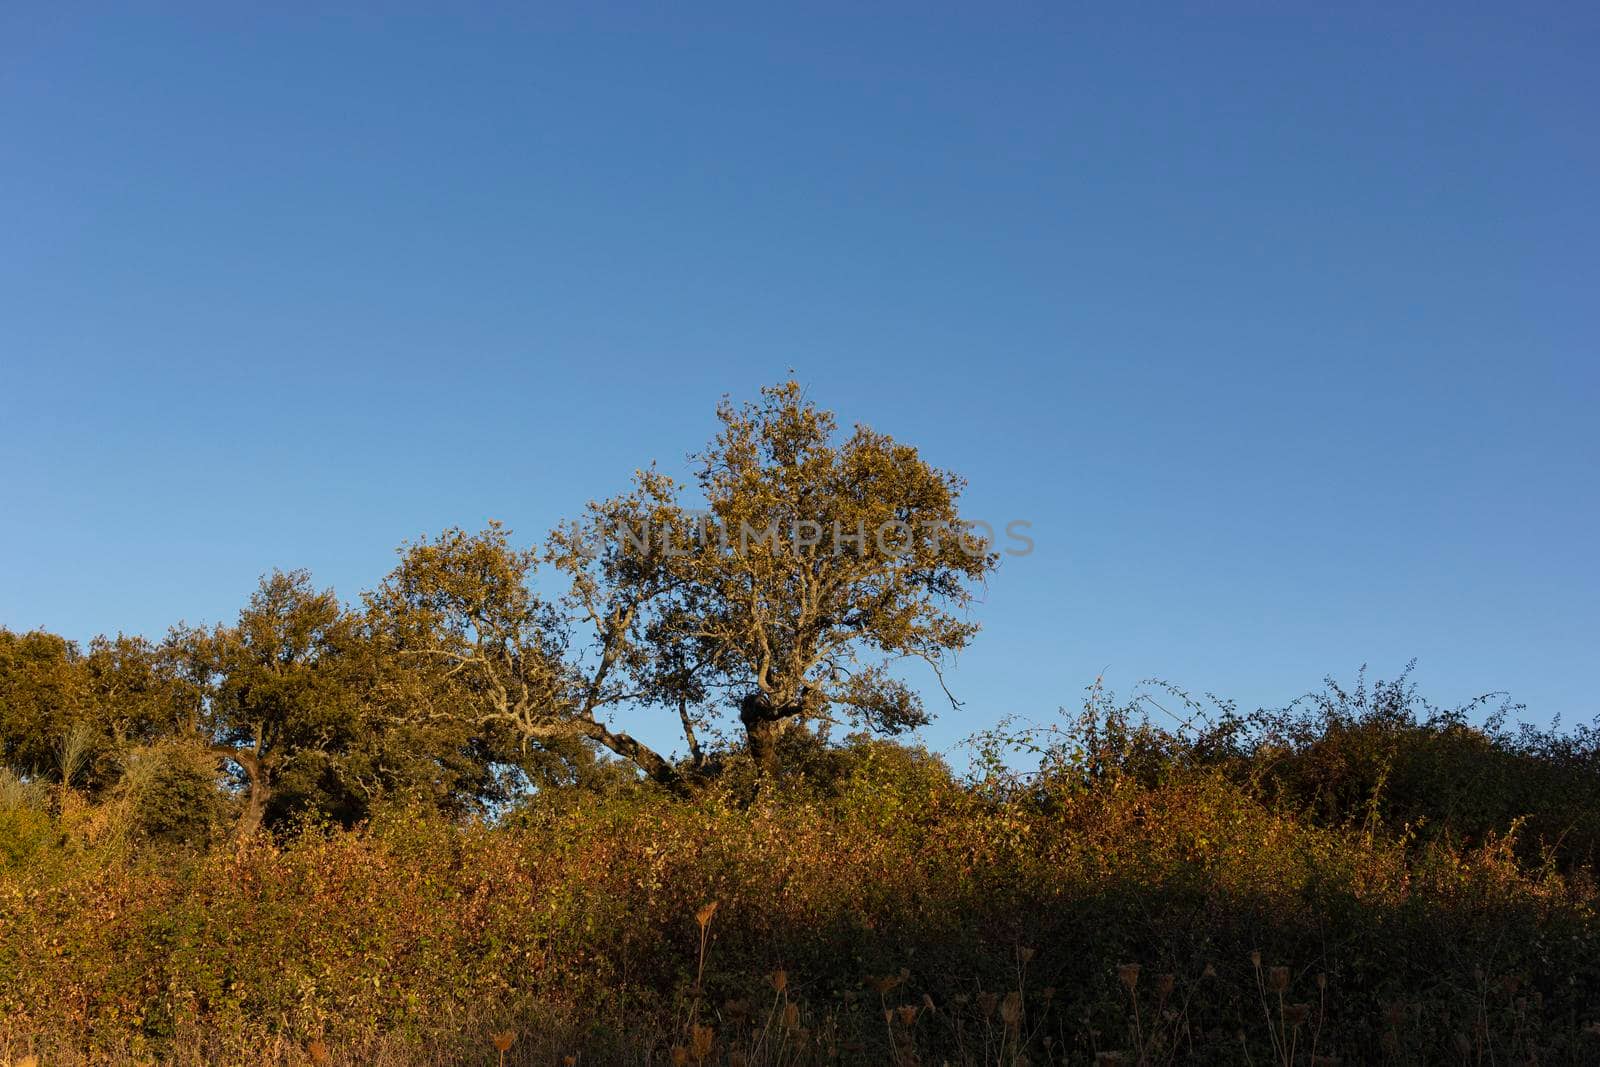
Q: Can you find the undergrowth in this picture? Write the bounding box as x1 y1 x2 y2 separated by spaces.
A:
2 672 1598 1065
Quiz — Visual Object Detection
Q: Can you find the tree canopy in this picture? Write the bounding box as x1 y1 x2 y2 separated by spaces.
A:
0 381 999 830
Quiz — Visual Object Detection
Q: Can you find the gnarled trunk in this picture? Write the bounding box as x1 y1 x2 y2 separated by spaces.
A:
214 745 271 839
238 775 272 838
739 692 804 776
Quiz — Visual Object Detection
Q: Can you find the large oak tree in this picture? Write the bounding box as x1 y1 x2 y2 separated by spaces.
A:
648 380 998 773
380 381 998 785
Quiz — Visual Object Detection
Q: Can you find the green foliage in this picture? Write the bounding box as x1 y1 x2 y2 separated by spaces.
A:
116 742 228 849
1239 668 1600 869
0 629 196 799
0 628 109 794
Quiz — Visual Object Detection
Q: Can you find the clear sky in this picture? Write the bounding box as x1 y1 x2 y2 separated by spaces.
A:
3 4 1595 758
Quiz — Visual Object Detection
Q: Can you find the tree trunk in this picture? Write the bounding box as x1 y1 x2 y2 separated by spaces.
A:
745 717 782 776
214 745 271 839
740 692 801 777
238 775 272 838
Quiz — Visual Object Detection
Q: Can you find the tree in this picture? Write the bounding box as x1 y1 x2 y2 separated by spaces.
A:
0 628 190 792
392 381 999 787
646 380 998 773
177 567 532 835
178 569 366 836
0 628 85 782
82 633 196 755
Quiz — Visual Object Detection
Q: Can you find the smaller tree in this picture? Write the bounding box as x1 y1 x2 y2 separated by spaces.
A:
0 628 87 782
82 633 197 780
178 569 366 836
115 739 228 848
0 628 191 793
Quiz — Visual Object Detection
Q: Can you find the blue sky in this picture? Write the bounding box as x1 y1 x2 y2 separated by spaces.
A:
2 4 1595 758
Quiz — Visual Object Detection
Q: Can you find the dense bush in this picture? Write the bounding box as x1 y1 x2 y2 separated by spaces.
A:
115 742 230 849
2 716 1598 1066
987 668 1600 872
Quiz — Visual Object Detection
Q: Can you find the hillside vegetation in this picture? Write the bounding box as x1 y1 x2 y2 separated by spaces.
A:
1 384 1596 1064
3 674 1598 1065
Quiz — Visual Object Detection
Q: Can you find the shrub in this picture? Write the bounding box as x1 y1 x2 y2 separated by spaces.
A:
3 672 1597 1063
118 742 229 849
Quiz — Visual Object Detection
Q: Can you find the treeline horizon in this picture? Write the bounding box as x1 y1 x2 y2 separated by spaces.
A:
1 380 1005 837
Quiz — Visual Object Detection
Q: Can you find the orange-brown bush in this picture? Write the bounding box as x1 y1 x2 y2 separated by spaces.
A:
2 733 1598 1065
